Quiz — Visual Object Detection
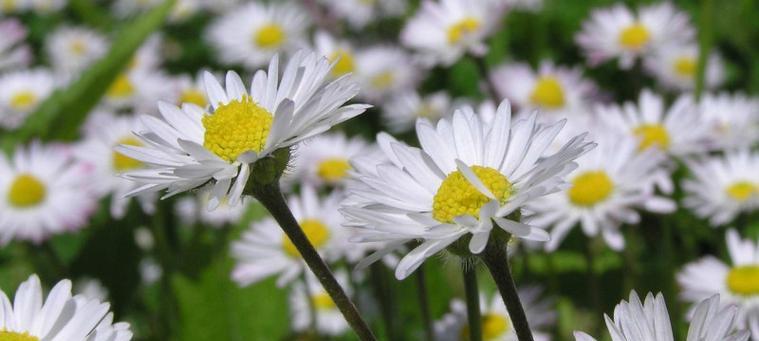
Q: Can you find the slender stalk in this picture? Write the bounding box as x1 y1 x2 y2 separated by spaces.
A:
694 0 714 99
584 236 602 335
416 263 435 341
480 238 534 341
462 262 483 341
150 208 179 340
300 271 318 334
250 182 376 341
471 55 501 102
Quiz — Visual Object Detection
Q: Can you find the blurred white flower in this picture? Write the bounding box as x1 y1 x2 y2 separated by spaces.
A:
288 132 373 188
46 26 109 80
133 226 155 251
29 0 65 13
0 0 30 13
644 43 724 91
102 70 175 113
171 71 209 109
174 190 249 228
74 277 109 302
697 93 759 151
313 30 356 79
382 91 452 133
355 46 419 102
0 69 56 129
140 258 162 285
290 270 351 336
319 0 406 29
0 19 32 72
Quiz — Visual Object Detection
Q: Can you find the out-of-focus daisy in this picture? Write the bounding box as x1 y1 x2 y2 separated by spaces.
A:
0 142 96 244
682 150 759 226
574 291 750 341
382 91 452 133
313 30 356 79
528 129 674 251
0 0 30 13
289 133 372 188
140 258 162 285
697 93 759 151
0 19 31 71
355 46 419 102
74 278 109 301
29 0 65 13
319 0 406 29
678 229 759 332
401 0 505 67
133 226 154 251
174 191 249 228
46 26 109 79
74 112 156 218
102 70 174 113
290 270 351 336
171 72 208 109
116 51 368 209
206 2 310 69
490 61 597 117
342 101 594 279
0 69 55 129
435 286 555 341
0 274 133 341
231 186 345 287
645 43 724 91
575 3 694 69
128 35 163 73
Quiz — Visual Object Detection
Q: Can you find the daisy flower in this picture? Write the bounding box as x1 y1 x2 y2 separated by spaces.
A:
434 286 555 341
697 93 759 151
0 0 30 13
206 2 310 69
288 132 372 188
644 43 724 91
102 70 174 113
575 3 694 69
528 128 675 251
490 61 597 117
45 26 109 79
29 0 65 13
382 91 452 133
0 19 31 72
171 72 209 109
341 100 594 279
313 30 356 79
0 69 56 129
290 270 351 336
174 191 249 228
682 150 759 226
355 46 419 102
116 51 368 209
0 274 133 341
0 142 96 244
231 186 345 287
319 0 407 29
401 0 505 67
574 291 750 341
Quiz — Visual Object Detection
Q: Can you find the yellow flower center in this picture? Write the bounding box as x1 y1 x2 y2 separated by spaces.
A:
2 0 18 11
202 96 273 163
113 136 144 171
69 39 88 56
633 124 670 151
673 56 696 78
460 313 511 341
107 74 134 99
9 91 37 111
7 174 47 208
447 17 480 44
529 76 565 109
328 50 355 77
568 171 614 207
282 219 331 258
317 158 351 183
254 23 286 49
618 23 650 50
180 88 207 108
432 166 512 224
0 331 39 341
725 181 757 202
370 71 395 91
416 103 438 118
311 293 336 310
726 265 759 296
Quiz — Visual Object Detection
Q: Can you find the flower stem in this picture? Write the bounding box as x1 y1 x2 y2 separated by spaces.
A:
250 182 376 341
480 238 534 341
416 263 435 341
462 261 482 341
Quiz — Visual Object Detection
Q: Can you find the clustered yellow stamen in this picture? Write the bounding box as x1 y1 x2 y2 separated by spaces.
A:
673 56 696 78
416 103 437 118
9 91 37 111
311 293 336 310
460 313 511 341
202 96 273 162
618 23 650 50
370 71 395 91
255 23 286 49
447 17 480 44
568 171 614 207
633 124 670 151
0 331 39 341
107 73 134 99
7 174 46 208
725 181 757 202
328 50 355 77
317 158 351 183
530 76 566 109
726 265 759 296
282 219 331 258
113 136 144 171
69 39 88 55
180 89 207 108
432 166 512 224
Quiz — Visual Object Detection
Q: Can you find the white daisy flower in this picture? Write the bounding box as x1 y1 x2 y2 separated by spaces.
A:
0 274 133 341
0 69 56 129
174 191 249 228
29 0 65 13
682 150 759 226
74 278 108 302
574 291 750 341
528 128 675 251
382 91 452 133
490 61 597 117
290 270 351 336
342 100 594 279
697 93 759 151
128 34 163 73
45 26 109 80
231 186 345 287
400 0 505 67
0 19 32 72
116 51 368 209
102 70 175 113
355 45 419 102
133 226 154 251
139 258 162 285
313 30 357 79
319 0 407 29
678 229 759 332
206 2 310 69
575 3 694 69
0 142 96 244
73 112 156 218
644 43 724 92
434 286 555 341
171 72 209 109
0 0 30 13
288 132 372 188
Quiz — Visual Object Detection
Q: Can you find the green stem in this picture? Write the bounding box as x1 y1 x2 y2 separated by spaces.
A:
584 236 602 335
416 263 435 341
150 209 179 340
472 55 501 102
694 0 714 98
622 227 640 293
462 262 483 341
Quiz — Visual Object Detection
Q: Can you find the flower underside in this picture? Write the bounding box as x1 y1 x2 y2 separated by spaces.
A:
432 166 512 224
202 96 273 162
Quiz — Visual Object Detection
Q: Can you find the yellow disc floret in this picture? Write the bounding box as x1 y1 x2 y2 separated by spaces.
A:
317 158 351 183
107 73 134 99
673 56 696 78
530 76 566 109
69 39 88 55
618 23 650 50
7 174 46 208
459 313 511 341
0 331 39 341
9 91 37 111
370 71 395 91
255 23 286 49
113 136 144 171
726 265 759 296
282 219 331 258
633 124 670 151
311 293 336 310
180 89 207 108
202 96 273 162
433 166 512 224
726 181 757 202
328 50 355 77
447 17 480 44
568 171 614 207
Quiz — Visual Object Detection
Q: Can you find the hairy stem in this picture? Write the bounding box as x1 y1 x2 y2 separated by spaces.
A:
462 262 482 341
